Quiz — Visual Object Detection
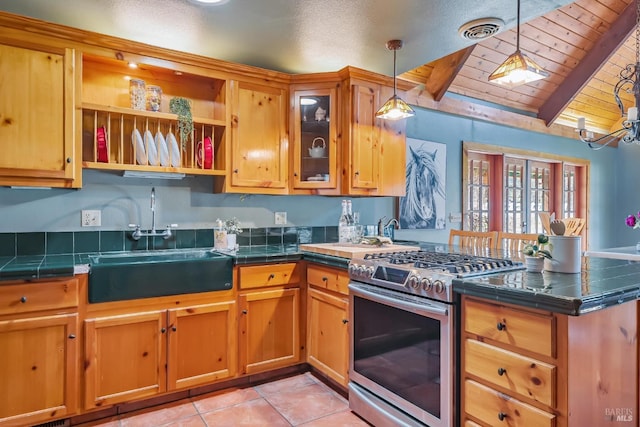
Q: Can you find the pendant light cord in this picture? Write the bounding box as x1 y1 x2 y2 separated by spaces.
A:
516 0 521 52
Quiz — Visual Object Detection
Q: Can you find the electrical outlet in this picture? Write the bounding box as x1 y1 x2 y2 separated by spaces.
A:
81 210 101 227
275 212 287 225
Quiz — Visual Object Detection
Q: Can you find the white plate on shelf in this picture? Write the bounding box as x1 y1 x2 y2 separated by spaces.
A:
155 131 169 166
144 130 159 166
166 131 181 167
131 128 147 165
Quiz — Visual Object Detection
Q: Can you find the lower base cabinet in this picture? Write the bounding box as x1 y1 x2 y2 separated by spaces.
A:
0 277 80 427
84 300 236 409
461 295 637 427
307 286 349 387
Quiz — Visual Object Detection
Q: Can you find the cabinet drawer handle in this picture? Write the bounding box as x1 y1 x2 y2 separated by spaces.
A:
342 319 348 324
68 334 76 339
233 169 239 174
497 367 506 376
20 296 27 303
496 322 506 331
268 273 275 280
242 309 248 314
322 276 328 282
498 412 507 421
161 328 166 333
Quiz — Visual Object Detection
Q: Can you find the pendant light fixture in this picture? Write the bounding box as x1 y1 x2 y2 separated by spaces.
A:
375 40 415 120
488 0 549 88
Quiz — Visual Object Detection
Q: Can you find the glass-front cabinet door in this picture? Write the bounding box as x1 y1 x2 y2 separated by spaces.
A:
292 87 337 190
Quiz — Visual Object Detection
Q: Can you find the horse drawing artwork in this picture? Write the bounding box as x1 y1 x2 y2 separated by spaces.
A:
400 144 446 229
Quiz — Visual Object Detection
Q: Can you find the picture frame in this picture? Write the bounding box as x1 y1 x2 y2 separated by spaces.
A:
397 138 447 230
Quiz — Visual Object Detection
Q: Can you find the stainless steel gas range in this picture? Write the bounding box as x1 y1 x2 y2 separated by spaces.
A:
347 249 524 427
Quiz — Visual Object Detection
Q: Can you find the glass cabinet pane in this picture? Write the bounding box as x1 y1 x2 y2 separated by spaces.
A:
299 95 331 182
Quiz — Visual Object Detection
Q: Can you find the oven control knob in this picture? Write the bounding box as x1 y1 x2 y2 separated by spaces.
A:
408 275 420 289
433 280 445 294
365 266 375 278
420 278 432 291
357 265 368 277
348 264 358 276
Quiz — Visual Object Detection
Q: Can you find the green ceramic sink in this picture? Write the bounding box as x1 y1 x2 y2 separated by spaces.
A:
88 249 233 303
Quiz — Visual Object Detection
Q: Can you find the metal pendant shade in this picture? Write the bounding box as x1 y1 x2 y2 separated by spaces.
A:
488 0 549 88
376 40 415 120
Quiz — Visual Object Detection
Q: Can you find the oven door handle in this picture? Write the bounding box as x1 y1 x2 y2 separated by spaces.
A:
349 283 448 317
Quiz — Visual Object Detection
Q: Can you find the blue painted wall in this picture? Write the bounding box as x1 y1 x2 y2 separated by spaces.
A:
0 105 621 250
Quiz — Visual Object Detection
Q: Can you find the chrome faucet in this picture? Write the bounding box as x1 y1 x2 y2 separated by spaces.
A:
129 187 177 241
377 217 400 237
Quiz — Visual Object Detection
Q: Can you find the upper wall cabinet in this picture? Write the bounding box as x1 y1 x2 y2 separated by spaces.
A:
0 35 81 188
81 53 228 177
342 72 407 197
290 81 340 195
217 80 288 194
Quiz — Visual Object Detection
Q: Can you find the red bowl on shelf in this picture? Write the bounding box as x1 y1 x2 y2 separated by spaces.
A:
196 136 213 169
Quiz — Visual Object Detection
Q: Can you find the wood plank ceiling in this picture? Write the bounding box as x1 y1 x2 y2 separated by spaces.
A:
400 0 637 138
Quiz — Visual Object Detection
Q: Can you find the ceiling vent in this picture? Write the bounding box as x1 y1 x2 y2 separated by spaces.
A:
458 18 504 41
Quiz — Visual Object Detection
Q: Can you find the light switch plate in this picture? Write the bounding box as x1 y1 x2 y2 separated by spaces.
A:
275 212 287 225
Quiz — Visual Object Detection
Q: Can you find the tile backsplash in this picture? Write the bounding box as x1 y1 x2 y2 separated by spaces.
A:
0 226 341 256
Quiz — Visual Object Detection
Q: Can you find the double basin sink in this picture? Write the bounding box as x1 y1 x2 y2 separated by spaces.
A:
88 249 233 303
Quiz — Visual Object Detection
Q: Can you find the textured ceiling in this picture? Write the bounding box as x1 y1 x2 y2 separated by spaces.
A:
0 0 572 75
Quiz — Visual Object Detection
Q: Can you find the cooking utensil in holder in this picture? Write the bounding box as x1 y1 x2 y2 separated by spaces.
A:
308 137 326 158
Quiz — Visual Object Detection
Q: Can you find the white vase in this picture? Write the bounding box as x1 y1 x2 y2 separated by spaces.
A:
227 233 237 250
524 256 544 273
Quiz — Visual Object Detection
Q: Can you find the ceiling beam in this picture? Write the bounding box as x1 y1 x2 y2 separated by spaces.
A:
400 46 476 101
424 46 476 101
538 1 636 126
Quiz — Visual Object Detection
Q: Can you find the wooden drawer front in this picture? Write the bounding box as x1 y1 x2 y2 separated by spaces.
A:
0 278 79 315
307 265 349 295
239 263 300 289
464 299 554 357
465 380 556 427
465 339 555 407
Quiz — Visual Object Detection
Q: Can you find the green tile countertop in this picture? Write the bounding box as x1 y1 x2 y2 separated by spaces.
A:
0 254 76 281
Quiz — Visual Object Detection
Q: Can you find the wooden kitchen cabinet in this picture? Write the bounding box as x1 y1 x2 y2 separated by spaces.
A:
222 80 289 194
341 72 407 196
0 37 81 188
81 53 228 176
306 264 349 387
0 277 80 427
461 296 638 427
290 82 340 193
84 297 236 409
238 263 302 374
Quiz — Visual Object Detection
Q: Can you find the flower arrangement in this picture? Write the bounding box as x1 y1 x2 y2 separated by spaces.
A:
522 233 553 259
217 217 243 234
626 212 640 229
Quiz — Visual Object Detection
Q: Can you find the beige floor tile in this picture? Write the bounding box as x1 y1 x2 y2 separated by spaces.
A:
200 398 290 427
119 400 198 427
192 387 261 414
297 409 371 426
73 416 120 427
263 383 348 425
254 373 317 396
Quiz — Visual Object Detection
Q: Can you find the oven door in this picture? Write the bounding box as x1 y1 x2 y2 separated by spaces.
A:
349 282 453 427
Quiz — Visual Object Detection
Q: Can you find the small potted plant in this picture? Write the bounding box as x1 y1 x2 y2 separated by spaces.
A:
223 217 242 250
522 233 552 272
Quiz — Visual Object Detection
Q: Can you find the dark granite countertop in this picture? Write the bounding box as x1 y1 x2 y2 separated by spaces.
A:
5 241 640 316
453 256 640 315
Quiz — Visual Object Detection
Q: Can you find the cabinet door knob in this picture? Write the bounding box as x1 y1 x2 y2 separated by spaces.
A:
497 367 506 376
68 334 76 339
161 328 166 333
496 322 506 331
233 169 239 173
322 276 328 282
242 309 248 314
172 326 177 332
354 171 359 176
293 172 298 177
498 412 507 421
20 296 27 303
66 157 72 163
342 319 349 324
